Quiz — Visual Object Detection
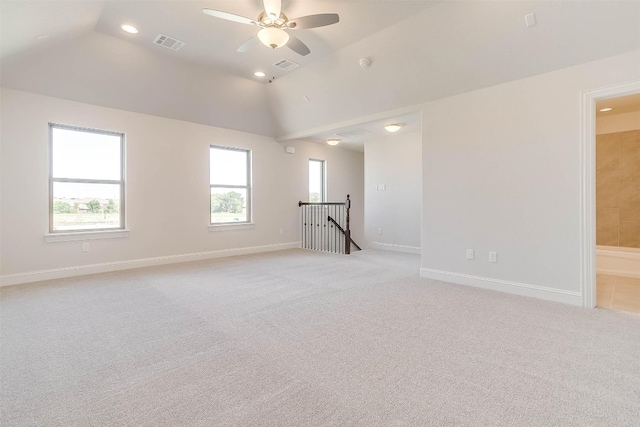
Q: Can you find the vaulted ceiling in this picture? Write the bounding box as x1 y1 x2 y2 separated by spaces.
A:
2 1 639 146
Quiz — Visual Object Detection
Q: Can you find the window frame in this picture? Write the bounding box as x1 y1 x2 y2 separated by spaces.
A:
48 123 126 234
209 145 252 226
309 158 326 202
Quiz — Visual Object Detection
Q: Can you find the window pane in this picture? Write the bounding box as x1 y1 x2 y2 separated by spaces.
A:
309 160 324 202
52 182 121 230
52 127 121 180
210 188 247 223
210 148 247 186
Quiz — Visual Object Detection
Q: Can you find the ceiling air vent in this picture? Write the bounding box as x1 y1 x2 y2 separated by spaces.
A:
153 34 185 51
273 58 299 71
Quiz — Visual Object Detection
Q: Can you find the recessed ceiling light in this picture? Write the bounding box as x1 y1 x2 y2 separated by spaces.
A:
254 71 266 77
326 139 340 146
384 124 402 133
599 107 613 112
121 24 138 34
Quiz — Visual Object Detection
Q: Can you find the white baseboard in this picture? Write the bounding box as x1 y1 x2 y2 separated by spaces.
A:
0 242 301 287
420 268 583 307
596 247 640 279
369 242 421 254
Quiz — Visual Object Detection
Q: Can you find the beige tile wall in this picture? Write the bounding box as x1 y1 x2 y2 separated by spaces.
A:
597 130 640 247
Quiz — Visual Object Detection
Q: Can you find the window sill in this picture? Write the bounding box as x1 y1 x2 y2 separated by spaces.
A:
45 230 130 243
209 223 255 232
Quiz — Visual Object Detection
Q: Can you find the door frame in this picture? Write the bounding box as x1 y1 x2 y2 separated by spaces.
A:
580 80 640 308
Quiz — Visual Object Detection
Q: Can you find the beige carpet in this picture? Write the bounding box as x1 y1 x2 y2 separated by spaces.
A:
1 249 639 426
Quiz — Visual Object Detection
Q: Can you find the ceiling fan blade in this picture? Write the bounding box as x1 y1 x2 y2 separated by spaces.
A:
287 13 339 29
263 0 281 20
286 33 310 56
203 9 258 26
237 36 259 53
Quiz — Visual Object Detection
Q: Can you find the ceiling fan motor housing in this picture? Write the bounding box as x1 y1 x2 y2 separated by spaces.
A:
258 11 288 28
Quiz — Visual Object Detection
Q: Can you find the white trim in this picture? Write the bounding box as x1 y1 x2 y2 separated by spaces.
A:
208 223 255 232
580 80 640 308
1 242 300 287
420 268 582 307
597 245 640 258
596 247 640 279
276 105 422 142
369 242 421 254
597 269 640 279
45 230 130 242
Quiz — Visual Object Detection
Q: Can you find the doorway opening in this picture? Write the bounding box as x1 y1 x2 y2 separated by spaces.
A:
594 92 640 314
581 81 640 313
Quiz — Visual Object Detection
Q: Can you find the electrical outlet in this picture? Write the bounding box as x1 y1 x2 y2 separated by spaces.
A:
82 242 90 252
466 249 474 260
489 251 497 263
379 184 386 191
377 228 383 235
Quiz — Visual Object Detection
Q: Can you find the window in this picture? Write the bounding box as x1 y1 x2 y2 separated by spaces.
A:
309 159 325 202
210 146 251 224
49 124 125 232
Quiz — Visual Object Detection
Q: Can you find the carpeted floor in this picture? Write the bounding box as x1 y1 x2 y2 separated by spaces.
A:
1 249 639 426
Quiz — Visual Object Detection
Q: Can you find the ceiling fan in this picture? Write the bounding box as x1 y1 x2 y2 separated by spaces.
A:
203 0 339 56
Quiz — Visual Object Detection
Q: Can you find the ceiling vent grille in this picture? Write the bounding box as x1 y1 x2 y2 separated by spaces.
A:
273 58 299 71
153 34 185 51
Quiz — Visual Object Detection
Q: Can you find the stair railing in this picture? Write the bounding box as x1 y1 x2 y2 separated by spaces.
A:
298 194 360 255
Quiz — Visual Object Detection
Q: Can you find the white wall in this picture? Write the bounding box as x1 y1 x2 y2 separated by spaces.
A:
0 89 363 284
596 111 640 134
364 131 421 252
420 50 640 306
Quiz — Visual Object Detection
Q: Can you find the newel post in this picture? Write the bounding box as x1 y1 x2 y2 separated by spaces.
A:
345 194 351 255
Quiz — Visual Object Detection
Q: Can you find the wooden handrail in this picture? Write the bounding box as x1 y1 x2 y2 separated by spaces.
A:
327 215 361 251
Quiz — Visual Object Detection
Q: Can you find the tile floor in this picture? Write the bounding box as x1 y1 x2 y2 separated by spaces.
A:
597 274 640 314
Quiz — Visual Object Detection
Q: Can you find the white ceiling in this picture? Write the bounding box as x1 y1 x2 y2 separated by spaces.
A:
1 1 639 145
1 1 436 82
95 1 436 82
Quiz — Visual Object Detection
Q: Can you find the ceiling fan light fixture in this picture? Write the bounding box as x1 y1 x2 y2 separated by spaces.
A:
257 27 289 49
384 124 402 133
326 139 340 146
